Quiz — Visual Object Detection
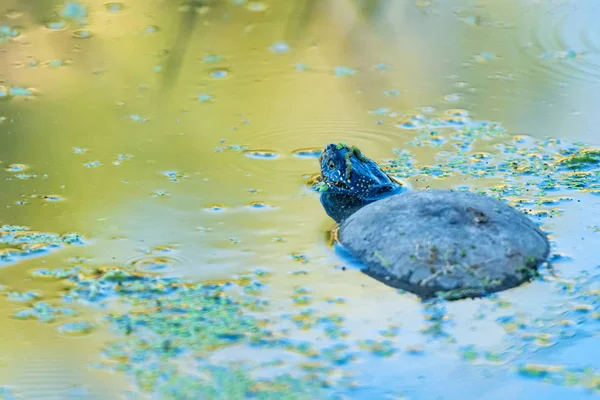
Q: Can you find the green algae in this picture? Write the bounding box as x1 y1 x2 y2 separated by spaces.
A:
0 225 84 265
556 149 600 170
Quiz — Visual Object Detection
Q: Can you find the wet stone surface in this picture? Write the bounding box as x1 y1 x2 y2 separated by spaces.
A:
338 190 550 300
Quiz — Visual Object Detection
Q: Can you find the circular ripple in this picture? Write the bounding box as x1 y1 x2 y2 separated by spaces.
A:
126 254 187 274
518 1 600 83
230 120 409 181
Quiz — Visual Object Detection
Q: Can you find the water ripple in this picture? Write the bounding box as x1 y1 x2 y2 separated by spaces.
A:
518 1 600 84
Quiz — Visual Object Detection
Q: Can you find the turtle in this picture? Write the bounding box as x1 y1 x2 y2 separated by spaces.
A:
317 143 550 300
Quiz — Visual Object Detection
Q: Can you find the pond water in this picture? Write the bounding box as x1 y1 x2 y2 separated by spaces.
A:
0 0 600 398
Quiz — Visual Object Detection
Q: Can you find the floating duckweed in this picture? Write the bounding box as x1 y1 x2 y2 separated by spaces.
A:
205 204 226 212
357 339 397 357
334 66 356 77
161 171 189 182
128 114 147 122
246 2 267 11
72 29 93 39
208 68 230 79
43 194 64 201
269 41 290 53
556 149 600 170
44 19 67 31
58 321 95 336
0 24 20 40
445 109 469 117
0 226 84 265
518 363 564 378
7 291 41 302
444 93 461 102
61 2 88 19
203 54 221 63
242 149 280 159
292 148 322 159
13 302 78 323
247 201 275 210
290 253 309 263
198 93 213 102
104 2 127 13
84 161 101 168
396 118 422 129
144 25 160 33
152 190 170 198
5 164 27 172
9 87 34 97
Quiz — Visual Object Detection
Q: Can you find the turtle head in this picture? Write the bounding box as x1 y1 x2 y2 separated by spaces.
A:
318 143 405 223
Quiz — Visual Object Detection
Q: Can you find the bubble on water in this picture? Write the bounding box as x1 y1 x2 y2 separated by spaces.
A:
84 161 102 168
292 148 322 159
104 2 127 13
58 321 95 336
334 66 356 77
72 29 93 39
205 204 226 212
243 150 280 160
270 41 290 53
6 164 27 172
246 2 267 11
208 68 230 79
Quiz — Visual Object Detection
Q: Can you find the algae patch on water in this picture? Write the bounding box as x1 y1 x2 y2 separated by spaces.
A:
0 225 85 266
36 266 353 398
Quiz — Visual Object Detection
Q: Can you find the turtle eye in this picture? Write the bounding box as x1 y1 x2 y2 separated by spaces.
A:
328 160 336 170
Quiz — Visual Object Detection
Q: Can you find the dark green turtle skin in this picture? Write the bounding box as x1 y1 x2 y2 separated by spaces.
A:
318 143 407 223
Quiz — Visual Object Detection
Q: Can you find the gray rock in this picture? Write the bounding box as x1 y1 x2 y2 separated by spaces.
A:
338 189 550 300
